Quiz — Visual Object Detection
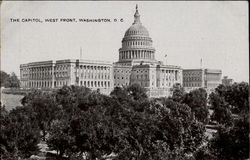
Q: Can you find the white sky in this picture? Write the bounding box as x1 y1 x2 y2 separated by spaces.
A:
1 1 249 82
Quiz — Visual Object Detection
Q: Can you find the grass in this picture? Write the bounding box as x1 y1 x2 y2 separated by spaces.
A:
1 93 24 111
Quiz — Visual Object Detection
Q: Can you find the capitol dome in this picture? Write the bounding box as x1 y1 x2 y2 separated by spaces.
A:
118 5 156 65
124 5 149 37
124 23 149 37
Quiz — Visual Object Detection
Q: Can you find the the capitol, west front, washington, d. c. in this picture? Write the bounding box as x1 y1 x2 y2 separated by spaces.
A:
20 5 222 97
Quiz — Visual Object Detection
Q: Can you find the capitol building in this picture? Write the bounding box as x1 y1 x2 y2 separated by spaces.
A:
20 5 221 97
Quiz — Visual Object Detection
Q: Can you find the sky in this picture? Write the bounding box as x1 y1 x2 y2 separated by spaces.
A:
1 1 249 82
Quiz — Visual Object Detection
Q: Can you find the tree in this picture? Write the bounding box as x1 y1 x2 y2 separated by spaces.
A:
193 146 217 160
0 71 10 87
47 118 73 157
56 85 91 112
112 98 205 159
21 90 61 140
209 92 233 126
47 87 115 159
182 88 209 124
110 86 130 102
208 116 249 160
209 82 249 125
205 82 250 160
171 84 185 103
110 84 150 113
126 83 148 101
46 85 206 159
223 82 248 114
4 72 20 88
0 105 40 159
156 99 206 154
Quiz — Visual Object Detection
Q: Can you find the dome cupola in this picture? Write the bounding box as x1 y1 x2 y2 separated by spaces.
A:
133 4 141 24
118 5 156 65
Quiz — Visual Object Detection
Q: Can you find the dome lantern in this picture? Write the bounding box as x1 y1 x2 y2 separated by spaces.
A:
133 4 141 25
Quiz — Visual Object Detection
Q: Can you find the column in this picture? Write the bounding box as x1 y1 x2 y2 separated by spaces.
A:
52 64 55 88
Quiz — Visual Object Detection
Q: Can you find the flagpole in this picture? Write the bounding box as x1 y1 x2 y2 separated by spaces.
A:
165 54 167 65
80 47 82 60
200 58 203 69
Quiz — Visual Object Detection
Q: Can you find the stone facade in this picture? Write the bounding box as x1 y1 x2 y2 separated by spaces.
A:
20 5 223 97
129 64 182 97
20 59 114 94
183 69 222 93
20 60 57 89
113 64 132 87
113 5 183 97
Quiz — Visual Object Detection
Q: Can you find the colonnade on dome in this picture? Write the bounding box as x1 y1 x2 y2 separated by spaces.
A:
119 50 155 60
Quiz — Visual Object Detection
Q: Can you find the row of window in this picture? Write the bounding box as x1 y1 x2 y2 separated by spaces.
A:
79 81 111 88
78 70 110 74
161 70 178 74
132 74 149 80
123 41 151 47
114 76 130 80
162 77 177 81
78 65 110 71
126 30 145 35
135 70 148 73
26 81 56 88
22 65 110 75
79 73 110 79
183 77 202 81
183 72 202 76
23 80 112 88
25 71 69 79
114 70 131 73
184 83 201 87
23 67 53 72
159 82 172 87
55 65 70 71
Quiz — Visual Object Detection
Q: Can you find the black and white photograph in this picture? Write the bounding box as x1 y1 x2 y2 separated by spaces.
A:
0 1 249 160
